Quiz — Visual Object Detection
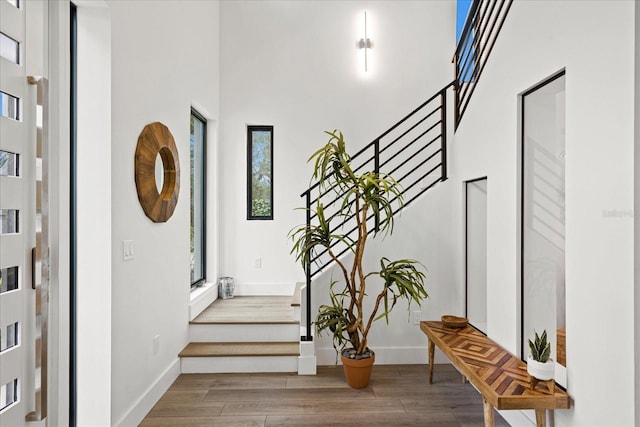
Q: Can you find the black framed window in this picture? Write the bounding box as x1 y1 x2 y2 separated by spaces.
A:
190 109 206 287
247 125 273 220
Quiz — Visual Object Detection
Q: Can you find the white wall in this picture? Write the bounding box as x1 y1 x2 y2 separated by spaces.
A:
452 2 636 426
219 0 456 291
108 1 220 424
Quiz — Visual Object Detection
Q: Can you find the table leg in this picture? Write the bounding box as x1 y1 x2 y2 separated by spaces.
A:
428 339 435 384
535 409 546 427
482 397 494 427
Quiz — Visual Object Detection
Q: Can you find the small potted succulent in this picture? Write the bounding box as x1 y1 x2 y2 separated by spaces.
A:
527 329 554 380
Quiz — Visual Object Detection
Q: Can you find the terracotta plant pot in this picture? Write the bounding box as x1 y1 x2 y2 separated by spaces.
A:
341 350 375 389
527 356 554 381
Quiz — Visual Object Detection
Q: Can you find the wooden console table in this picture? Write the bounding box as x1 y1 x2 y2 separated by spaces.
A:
420 321 571 427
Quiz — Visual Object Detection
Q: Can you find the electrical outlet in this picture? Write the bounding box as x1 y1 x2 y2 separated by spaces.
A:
413 310 421 325
153 335 160 355
255 257 262 268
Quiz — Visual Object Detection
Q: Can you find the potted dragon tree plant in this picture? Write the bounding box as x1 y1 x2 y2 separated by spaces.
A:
290 130 429 388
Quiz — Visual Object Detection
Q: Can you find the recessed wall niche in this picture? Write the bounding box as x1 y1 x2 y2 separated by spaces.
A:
521 71 566 386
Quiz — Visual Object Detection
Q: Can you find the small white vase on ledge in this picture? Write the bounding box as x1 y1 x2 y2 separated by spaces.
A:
527 356 554 381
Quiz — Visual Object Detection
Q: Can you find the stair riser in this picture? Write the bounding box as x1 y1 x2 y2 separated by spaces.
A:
189 323 300 342
181 355 298 373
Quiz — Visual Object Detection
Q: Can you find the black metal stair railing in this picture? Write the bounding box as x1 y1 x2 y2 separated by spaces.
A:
454 0 513 129
298 0 514 342
299 82 454 341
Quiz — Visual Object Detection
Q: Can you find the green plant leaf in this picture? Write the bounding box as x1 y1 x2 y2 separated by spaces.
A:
528 329 551 362
291 130 429 357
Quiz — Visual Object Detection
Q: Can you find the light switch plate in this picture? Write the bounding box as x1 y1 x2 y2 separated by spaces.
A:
123 240 134 261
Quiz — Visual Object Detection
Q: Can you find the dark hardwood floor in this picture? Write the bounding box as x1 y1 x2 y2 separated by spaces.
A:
139 364 510 426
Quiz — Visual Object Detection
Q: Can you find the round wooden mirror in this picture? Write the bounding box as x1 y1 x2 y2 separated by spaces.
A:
134 122 180 222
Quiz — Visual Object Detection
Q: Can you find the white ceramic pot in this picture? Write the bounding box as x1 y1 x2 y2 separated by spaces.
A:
527 356 554 381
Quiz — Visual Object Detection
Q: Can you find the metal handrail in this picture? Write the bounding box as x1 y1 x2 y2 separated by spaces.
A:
301 85 453 198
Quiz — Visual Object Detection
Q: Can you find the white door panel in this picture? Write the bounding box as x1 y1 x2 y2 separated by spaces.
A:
0 0 34 425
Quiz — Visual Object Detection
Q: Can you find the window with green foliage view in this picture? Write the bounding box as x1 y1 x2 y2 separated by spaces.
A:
247 125 273 220
190 109 206 287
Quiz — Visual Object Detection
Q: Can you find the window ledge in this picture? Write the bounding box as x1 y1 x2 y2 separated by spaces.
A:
189 282 217 321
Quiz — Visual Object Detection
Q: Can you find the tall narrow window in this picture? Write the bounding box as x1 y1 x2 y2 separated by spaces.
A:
190 109 206 287
247 125 273 220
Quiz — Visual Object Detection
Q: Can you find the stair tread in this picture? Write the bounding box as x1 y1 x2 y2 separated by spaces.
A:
191 296 296 324
190 319 299 325
180 342 300 357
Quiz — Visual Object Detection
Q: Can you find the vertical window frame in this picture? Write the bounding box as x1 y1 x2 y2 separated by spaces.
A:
190 108 207 288
247 125 274 220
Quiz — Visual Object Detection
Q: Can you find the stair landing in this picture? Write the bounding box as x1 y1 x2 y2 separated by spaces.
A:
191 295 296 324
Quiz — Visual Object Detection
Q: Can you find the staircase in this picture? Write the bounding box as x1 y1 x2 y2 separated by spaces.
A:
179 0 513 375
299 0 514 342
299 83 454 341
179 285 306 374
